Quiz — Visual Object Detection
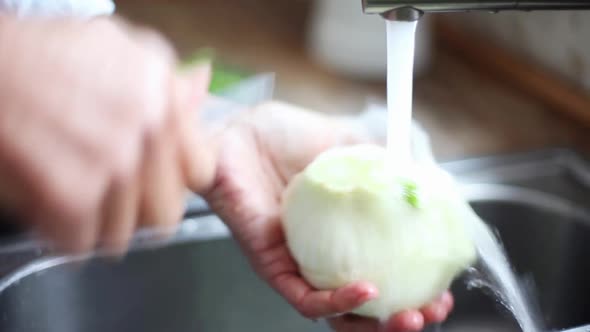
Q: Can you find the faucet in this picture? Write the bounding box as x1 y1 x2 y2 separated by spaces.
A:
362 0 590 21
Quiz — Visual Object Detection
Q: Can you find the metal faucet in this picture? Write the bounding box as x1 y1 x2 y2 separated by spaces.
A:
362 0 590 21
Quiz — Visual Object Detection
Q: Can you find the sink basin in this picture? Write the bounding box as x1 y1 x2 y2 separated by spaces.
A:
0 234 330 332
0 149 588 332
440 198 590 331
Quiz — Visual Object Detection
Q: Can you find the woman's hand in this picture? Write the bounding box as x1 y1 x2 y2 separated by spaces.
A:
204 101 453 331
0 16 215 253
327 291 454 332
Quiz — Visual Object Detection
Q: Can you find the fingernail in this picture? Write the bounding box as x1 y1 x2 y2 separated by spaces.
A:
440 291 454 310
357 286 379 303
407 312 424 329
432 305 448 322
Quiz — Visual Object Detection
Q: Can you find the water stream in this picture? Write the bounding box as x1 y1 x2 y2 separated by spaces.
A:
385 19 542 332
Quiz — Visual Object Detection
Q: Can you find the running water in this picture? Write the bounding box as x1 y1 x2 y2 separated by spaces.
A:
386 20 417 168
385 19 542 332
464 217 543 332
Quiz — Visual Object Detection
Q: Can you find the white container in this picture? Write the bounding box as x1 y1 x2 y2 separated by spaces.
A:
307 0 433 80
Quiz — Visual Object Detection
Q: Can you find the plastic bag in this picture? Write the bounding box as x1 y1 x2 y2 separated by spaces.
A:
0 0 114 17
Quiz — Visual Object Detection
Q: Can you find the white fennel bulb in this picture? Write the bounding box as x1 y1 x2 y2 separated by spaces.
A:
281 144 478 320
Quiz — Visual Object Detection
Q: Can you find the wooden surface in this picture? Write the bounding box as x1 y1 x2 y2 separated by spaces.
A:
435 17 590 129
116 1 588 161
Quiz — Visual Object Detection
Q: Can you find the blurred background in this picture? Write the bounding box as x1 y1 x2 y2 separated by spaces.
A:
1 3 590 332
116 0 590 161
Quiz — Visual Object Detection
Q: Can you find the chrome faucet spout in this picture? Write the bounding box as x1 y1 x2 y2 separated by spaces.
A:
381 7 423 21
363 0 590 21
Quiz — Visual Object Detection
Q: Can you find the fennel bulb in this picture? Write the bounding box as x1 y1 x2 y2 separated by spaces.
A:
281 144 477 320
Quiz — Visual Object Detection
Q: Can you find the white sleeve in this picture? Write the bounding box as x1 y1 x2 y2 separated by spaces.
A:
0 0 115 18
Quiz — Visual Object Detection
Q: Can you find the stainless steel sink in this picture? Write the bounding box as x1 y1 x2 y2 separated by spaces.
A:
0 149 589 332
437 149 590 332
441 195 590 331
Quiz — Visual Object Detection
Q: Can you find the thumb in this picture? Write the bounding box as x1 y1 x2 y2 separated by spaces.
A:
173 63 218 194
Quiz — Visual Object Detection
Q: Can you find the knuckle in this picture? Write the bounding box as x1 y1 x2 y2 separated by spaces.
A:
126 59 173 134
133 27 176 64
135 78 170 132
94 130 139 186
52 195 91 229
141 120 162 151
136 34 174 75
86 18 125 40
110 142 140 184
54 173 105 227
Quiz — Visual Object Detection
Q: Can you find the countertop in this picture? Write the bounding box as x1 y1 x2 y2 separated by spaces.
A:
116 1 589 162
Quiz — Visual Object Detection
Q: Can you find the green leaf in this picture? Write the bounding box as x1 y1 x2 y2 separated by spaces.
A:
402 180 420 209
179 48 249 94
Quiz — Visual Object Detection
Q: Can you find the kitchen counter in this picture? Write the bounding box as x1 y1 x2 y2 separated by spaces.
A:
116 1 588 162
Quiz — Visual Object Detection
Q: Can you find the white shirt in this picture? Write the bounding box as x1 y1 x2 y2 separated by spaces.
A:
0 0 114 17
